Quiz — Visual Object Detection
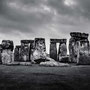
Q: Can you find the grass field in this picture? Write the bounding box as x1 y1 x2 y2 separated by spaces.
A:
0 64 90 90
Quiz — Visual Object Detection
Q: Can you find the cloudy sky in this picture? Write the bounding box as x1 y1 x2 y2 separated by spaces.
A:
0 0 90 53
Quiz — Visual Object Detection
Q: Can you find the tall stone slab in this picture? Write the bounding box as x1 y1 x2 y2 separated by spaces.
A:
78 39 90 64
14 45 21 61
20 40 30 62
50 41 57 61
29 40 35 61
58 39 67 56
31 38 46 63
1 40 14 64
58 39 67 62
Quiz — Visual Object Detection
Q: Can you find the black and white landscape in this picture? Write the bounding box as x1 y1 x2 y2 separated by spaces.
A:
0 0 90 90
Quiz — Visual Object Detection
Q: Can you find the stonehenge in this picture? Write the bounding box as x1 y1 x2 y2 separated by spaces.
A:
50 39 67 61
19 40 35 62
69 32 90 64
31 38 47 63
0 32 90 65
14 45 21 61
1 40 14 64
20 40 31 62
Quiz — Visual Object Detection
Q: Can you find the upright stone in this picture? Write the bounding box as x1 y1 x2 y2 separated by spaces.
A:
31 38 46 63
29 40 35 61
58 39 67 62
20 40 30 62
58 39 67 56
50 42 57 61
69 32 90 64
1 40 14 64
14 45 21 61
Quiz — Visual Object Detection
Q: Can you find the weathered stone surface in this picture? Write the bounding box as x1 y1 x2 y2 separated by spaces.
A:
2 40 14 51
14 46 21 61
20 40 30 62
35 38 46 51
1 50 14 64
6 62 20 66
29 40 35 61
58 56 69 63
50 39 67 61
77 55 90 65
50 39 66 43
6 62 32 66
69 32 90 64
50 42 57 61
31 38 46 63
58 42 67 62
1 40 14 64
40 61 69 67
70 32 89 39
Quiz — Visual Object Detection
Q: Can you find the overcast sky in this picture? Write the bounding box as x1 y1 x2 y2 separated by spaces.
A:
0 0 90 53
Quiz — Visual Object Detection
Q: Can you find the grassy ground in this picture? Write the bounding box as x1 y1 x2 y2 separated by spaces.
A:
0 64 90 90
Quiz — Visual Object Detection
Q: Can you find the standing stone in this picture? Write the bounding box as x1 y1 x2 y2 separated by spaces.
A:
31 38 46 63
50 42 57 61
35 38 46 52
58 39 67 56
69 32 90 64
14 46 21 61
20 40 30 62
2 50 13 64
69 38 77 62
78 39 90 64
29 40 35 61
1 40 14 64
58 39 67 62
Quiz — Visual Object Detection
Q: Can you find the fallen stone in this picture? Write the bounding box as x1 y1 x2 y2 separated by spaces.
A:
6 62 20 66
40 61 69 67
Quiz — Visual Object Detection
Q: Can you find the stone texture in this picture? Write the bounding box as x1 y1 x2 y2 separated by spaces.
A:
31 38 46 63
14 46 21 61
40 61 69 67
58 39 67 62
50 39 67 43
29 40 35 61
2 40 14 51
20 40 30 62
1 40 14 64
50 42 57 61
2 50 14 64
59 56 69 63
78 55 90 65
50 39 67 61
69 32 90 64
